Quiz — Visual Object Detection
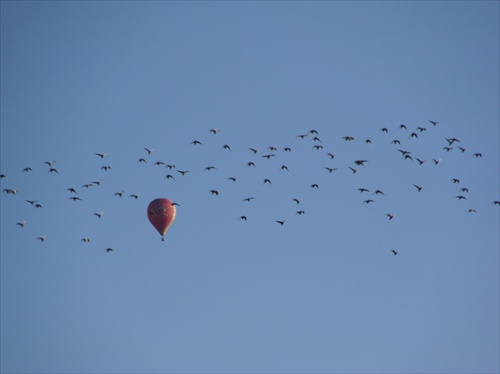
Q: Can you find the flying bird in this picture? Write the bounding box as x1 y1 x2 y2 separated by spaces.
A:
209 190 221 195
242 197 255 202
263 179 272 185
67 187 78 194
94 211 104 218
222 144 232 151
16 221 27 228
68 197 83 201
95 153 108 158
391 249 399 255
357 188 369 193
275 220 286 226
261 154 275 159
413 184 423 192
386 214 395 220
130 193 141 199
240 215 247 221
191 140 202 145
363 199 374 204
292 198 301 204
205 166 217 171
455 195 467 200
37 235 46 242
144 148 154 154
311 183 319 189
23 167 33 172
210 129 220 134
81 238 91 243
106 248 114 252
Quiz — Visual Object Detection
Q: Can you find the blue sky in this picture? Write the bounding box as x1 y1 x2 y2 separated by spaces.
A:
1 2 499 373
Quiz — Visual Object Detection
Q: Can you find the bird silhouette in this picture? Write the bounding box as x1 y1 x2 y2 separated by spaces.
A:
130 193 141 199
23 167 33 172
455 195 467 200
242 197 255 202
311 184 319 189
205 166 217 171
94 211 104 218
240 215 247 221
261 154 275 159
191 140 202 145
413 184 423 192
209 129 220 134
81 237 90 243
37 235 46 242
144 148 154 154
357 188 369 193
391 249 399 255
68 197 82 201
386 214 395 220
363 199 374 204
16 221 27 228
275 220 286 226
209 190 221 195
95 153 108 158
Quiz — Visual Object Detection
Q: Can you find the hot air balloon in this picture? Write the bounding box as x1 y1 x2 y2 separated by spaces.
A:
147 198 176 241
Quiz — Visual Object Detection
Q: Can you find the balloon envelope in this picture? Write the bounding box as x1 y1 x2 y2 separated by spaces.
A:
147 198 176 239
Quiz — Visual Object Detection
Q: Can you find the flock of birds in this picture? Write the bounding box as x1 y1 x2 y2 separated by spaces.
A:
2 120 499 255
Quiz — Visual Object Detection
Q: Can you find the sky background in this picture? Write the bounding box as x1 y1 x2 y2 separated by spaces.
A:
1 1 499 373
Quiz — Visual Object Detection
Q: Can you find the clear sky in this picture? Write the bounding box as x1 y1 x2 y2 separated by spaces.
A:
1 2 499 373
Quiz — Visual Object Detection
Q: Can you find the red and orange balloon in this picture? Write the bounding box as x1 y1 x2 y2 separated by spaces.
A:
147 198 176 241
